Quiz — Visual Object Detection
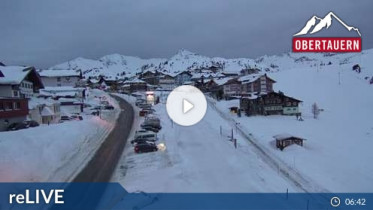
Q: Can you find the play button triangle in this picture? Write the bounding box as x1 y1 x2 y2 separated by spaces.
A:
183 99 194 114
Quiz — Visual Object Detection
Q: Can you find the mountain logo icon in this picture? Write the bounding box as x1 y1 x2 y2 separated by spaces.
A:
292 11 362 53
294 12 361 37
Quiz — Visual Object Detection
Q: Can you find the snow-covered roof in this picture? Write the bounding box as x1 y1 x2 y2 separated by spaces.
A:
28 97 56 109
214 77 236 86
42 86 85 92
41 106 54 116
238 73 264 84
273 133 305 141
239 73 276 84
0 66 33 85
123 78 147 84
39 87 84 97
39 70 80 77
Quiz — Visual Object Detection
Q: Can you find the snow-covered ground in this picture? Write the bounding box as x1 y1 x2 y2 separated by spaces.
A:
113 56 372 193
0 89 119 182
112 93 304 193
213 64 373 192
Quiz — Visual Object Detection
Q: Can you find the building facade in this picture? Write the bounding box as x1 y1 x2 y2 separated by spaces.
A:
0 98 29 131
39 70 81 87
240 92 302 116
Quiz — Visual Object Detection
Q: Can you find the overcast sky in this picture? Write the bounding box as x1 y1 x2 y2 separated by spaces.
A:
1 0 372 68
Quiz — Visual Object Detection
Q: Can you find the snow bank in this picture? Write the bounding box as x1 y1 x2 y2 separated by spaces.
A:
0 89 120 182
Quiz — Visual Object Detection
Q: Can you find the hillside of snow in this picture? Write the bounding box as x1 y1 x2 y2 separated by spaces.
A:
212 59 373 192
49 49 373 85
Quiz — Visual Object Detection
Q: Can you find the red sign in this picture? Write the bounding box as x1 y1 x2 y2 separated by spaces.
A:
292 37 361 52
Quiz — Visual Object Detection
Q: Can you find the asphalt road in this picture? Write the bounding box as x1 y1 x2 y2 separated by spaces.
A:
73 95 134 182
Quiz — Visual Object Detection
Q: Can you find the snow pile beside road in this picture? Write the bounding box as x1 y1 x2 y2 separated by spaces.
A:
0 90 120 182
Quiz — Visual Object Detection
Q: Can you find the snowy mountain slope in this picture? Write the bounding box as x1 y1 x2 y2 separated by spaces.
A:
49 49 373 84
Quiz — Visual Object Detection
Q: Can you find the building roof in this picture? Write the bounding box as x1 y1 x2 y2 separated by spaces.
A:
39 69 80 77
123 78 147 84
273 133 305 141
28 97 56 109
41 106 55 116
42 86 85 92
238 73 276 84
0 66 44 88
0 66 33 84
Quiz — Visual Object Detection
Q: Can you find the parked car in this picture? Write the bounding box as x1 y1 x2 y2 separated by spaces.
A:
71 115 83 121
24 120 39 128
138 103 152 109
139 108 155 116
60 116 71 121
140 124 161 133
142 117 161 129
91 110 100 116
134 132 157 141
131 138 156 145
134 130 157 139
135 99 146 106
91 106 102 110
6 122 28 131
134 143 158 153
145 115 160 123
101 100 109 106
135 129 149 134
104 105 115 110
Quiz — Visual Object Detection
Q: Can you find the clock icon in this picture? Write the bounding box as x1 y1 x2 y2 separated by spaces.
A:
331 197 341 207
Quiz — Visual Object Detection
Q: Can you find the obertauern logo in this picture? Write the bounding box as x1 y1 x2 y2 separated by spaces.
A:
292 12 361 52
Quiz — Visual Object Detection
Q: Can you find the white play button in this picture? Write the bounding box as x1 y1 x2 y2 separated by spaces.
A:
183 99 194 114
166 85 207 126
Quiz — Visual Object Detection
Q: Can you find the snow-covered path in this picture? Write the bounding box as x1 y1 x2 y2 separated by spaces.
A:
113 94 302 193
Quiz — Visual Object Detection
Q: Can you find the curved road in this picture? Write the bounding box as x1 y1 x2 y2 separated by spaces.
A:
73 95 134 182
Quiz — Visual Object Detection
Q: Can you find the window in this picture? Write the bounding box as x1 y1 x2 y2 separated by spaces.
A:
5 102 13 110
0 102 3 111
13 90 19 97
14 102 21 110
57 77 61 82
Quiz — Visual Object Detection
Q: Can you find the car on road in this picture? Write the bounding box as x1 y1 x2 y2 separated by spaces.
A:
134 143 158 153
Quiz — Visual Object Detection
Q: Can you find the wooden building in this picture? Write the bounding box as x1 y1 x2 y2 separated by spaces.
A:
121 78 148 93
274 133 305 150
240 91 302 116
239 73 276 94
0 97 29 131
